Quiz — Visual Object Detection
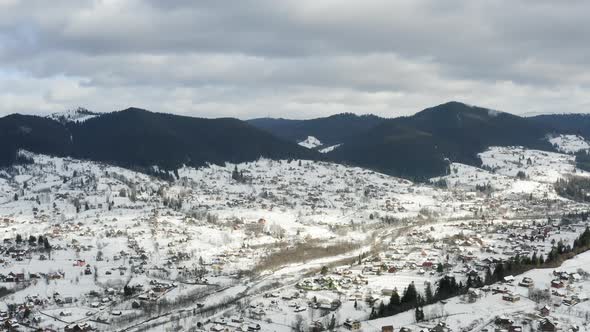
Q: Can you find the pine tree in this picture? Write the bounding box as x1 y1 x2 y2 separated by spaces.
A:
329 315 336 330
493 262 505 282
369 308 377 320
484 266 493 285
388 290 401 315
401 282 418 310
415 307 424 322
378 301 385 318
425 283 434 304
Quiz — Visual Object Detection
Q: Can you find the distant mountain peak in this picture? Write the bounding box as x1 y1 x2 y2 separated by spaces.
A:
48 107 100 124
414 101 507 122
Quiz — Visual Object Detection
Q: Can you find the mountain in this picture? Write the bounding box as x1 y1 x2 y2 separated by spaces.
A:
327 102 554 179
247 113 385 146
1 102 577 180
0 108 319 170
530 114 590 139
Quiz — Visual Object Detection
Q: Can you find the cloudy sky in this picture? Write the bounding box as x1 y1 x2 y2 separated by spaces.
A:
1 0 589 119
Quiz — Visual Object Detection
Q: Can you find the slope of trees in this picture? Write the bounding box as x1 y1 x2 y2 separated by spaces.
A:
555 175 590 202
248 113 385 147
0 108 320 172
328 101 554 180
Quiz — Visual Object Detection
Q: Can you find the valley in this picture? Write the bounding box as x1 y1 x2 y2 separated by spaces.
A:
1 137 590 331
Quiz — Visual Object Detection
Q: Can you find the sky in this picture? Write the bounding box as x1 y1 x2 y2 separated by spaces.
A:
0 0 589 119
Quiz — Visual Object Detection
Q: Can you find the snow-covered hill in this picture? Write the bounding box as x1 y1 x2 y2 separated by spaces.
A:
548 134 590 154
478 146 586 183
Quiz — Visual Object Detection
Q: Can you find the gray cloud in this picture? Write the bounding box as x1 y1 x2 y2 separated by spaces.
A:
0 0 589 119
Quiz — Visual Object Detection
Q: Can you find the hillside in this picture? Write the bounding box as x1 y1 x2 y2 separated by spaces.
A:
0 108 319 170
531 113 590 139
328 102 554 179
0 114 72 166
247 113 385 146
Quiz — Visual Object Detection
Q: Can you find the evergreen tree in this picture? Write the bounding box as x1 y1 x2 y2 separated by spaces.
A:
378 301 385 318
493 262 505 282
124 285 134 296
388 290 401 315
328 315 336 330
531 251 538 265
401 282 418 310
415 307 425 322
484 267 493 285
425 283 434 304
369 308 377 320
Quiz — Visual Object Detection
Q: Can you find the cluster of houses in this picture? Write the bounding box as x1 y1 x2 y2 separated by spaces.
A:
492 314 580 332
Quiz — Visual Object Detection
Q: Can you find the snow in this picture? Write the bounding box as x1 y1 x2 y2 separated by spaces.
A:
47 107 100 123
548 134 590 154
478 146 588 183
298 136 322 149
1 144 590 331
319 144 342 153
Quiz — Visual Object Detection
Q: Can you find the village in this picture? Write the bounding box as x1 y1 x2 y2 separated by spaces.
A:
0 137 590 331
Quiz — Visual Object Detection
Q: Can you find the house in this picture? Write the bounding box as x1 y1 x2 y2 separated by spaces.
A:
250 308 265 320
4 319 20 330
495 317 514 328
343 319 361 331
467 289 482 301
563 297 578 306
382 326 394 332
431 322 451 332
382 288 395 296
422 261 434 268
65 323 93 332
502 293 520 302
309 321 324 332
551 280 565 289
538 318 557 332
210 325 228 332
518 277 534 288
540 305 550 317
247 323 261 331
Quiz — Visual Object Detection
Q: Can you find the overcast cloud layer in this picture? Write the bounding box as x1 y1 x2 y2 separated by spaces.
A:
0 0 589 119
